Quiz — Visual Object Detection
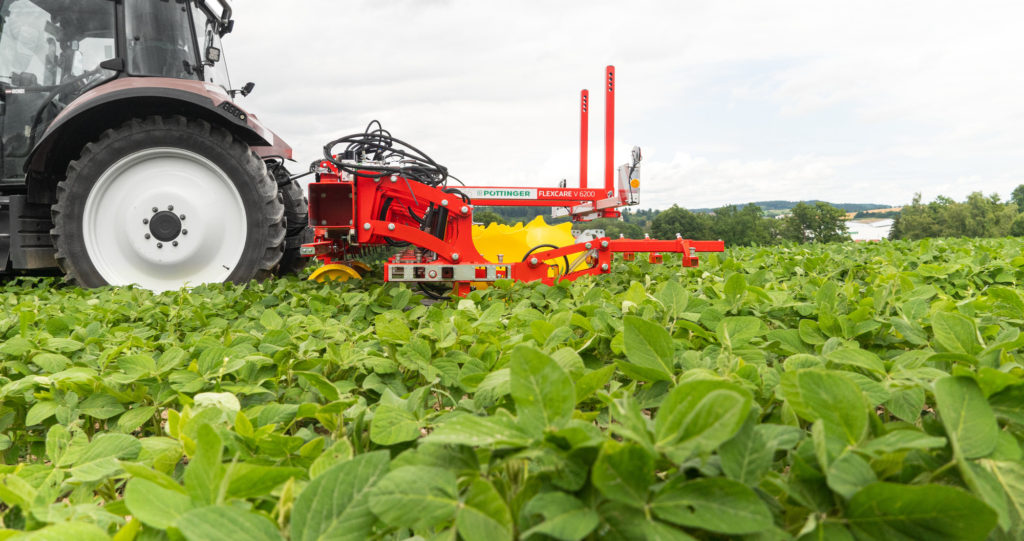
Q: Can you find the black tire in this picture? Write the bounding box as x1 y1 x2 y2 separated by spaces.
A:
270 164 313 276
51 115 285 289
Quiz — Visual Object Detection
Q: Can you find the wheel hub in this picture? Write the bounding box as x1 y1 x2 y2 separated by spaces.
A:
149 210 183 242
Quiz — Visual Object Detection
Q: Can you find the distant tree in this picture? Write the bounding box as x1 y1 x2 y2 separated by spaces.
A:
890 192 1016 240
1012 185 1024 212
710 204 777 246
650 205 712 240
781 202 850 244
586 218 644 239
1011 215 1024 237
473 210 507 226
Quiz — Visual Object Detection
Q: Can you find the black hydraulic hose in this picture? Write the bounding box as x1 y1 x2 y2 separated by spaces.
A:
522 244 571 276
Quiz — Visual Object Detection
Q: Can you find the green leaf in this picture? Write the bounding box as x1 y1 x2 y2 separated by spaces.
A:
6 522 111 541
620 315 675 382
780 369 868 445
654 379 752 459
657 280 690 318
718 412 772 486
650 476 773 535
826 347 886 376
367 465 459 530
0 336 32 356
79 393 125 420
31 353 70 373
369 403 421 445
26 401 58 426
374 314 411 343
858 430 947 456
260 309 284 330
575 364 617 404
174 505 284 541
522 492 599 541
226 463 305 499
591 441 654 508
455 478 513 541
426 413 532 447
66 433 142 482
183 423 224 505
124 477 193 530
934 376 999 459
716 316 765 348
931 311 982 356
847 483 997 541
291 451 390 541
826 451 877 500
510 346 574 436
117 406 157 433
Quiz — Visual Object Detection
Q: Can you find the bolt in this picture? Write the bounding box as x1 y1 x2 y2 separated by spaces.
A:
321 192 327 198
498 254 504 263
152 207 158 213
585 242 593 249
388 223 396 231
530 257 539 266
461 206 469 214
144 233 151 239
321 220 327 225
180 214 186 220
157 243 163 249
172 241 179 247
143 218 149 225
390 175 398 183
601 240 609 248
168 205 174 211
452 253 460 261
182 229 188 235
601 263 609 271
363 223 371 230
441 199 449 207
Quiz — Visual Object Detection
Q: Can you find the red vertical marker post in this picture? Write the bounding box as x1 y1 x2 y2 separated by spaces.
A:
580 89 589 189
604 65 615 195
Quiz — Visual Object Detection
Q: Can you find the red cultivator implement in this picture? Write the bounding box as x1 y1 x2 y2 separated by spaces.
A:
300 67 724 297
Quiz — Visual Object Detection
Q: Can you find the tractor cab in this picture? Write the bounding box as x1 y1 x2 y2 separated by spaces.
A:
0 0 233 179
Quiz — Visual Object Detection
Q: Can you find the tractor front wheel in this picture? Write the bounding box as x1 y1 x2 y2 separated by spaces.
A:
51 116 285 291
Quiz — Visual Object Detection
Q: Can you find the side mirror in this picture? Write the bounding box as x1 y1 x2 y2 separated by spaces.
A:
205 46 221 64
631 146 642 165
240 82 255 97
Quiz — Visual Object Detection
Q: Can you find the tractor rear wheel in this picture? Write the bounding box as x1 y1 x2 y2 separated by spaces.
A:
271 164 313 276
51 116 285 291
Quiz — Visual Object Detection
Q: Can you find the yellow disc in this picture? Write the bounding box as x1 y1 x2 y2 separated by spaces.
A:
349 261 373 273
308 264 362 283
630 178 640 189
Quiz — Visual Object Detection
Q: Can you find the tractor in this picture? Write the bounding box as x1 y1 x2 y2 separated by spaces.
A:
0 0 310 292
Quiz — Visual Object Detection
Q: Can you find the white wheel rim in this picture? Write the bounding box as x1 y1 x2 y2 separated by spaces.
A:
82 147 248 292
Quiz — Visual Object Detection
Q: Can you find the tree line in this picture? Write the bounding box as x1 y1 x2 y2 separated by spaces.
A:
888 188 1024 240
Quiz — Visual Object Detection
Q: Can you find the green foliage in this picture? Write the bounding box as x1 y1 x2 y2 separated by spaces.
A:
891 192 1018 240
781 201 851 243
1 237 1024 539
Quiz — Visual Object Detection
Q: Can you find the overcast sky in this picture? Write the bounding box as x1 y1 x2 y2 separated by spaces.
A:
224 0 1024 210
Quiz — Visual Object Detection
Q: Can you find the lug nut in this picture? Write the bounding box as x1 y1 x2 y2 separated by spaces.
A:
152 207 158 213
172 241 178 247
180 214 186 220
157 243 163 249
144 233 151 239
388 223 396 231
363 223 372 230
168 205 174 211
182 229 188 235
143 218 149 225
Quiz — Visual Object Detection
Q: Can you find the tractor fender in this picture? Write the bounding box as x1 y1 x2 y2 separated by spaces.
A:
25 77 292 180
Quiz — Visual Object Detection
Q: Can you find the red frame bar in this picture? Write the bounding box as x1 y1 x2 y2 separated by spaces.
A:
580 89 589 190
605 65 615 196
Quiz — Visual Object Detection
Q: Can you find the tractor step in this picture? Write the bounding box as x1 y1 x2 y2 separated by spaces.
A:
0 195 56 272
